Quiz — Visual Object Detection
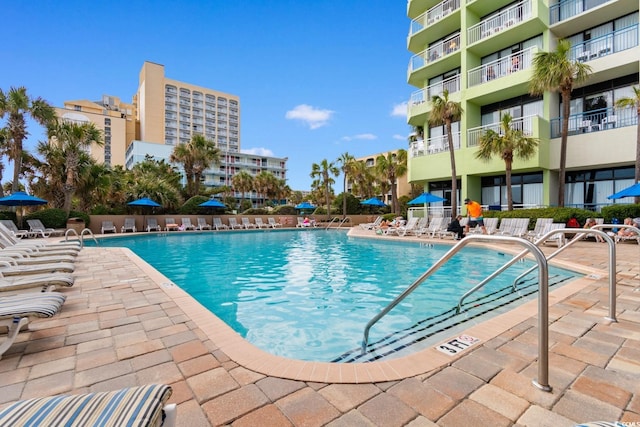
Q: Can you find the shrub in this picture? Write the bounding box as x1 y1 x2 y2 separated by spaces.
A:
178 196 209 214
601 203 640 222
483 207 604 229
273 205 297 215
24 208 69 228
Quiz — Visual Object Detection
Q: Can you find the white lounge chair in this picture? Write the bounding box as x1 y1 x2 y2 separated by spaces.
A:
0 292 66 359
0 220 30 239
389 217 420 237
213 217 229 230
27 219 64 237
438 217 469 239
181 218 195 231
146 218 162 232
0 256 75 275
101 221 117 234
241 217 257 229
254 218 269 229
537 223 567 247
121 217 137 233
196 217 211 230
0 271 75 293
416 217 445 238
526 218 553 241
165 218 179 231
470 217 498 234
0 224 80 253
360 216 383 230
228 218 243 230
0 384 176 426
267 217 283 228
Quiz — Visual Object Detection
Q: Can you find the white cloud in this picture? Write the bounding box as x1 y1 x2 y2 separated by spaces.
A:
392 134 406 140
341 133 377 142
241 147 274 156
391 102 408 118
285 104 334 129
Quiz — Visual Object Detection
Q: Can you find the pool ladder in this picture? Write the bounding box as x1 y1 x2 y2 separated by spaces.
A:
325 217 351 229
362 229 618 393
64 228 98 248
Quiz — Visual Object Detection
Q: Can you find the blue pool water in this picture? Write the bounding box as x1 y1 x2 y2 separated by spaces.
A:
91 230 577 361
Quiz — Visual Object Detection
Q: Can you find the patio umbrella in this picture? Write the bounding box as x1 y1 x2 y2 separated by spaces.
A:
607 182 640 199
198 199 226 208
127 198 161 230
295 201 316 210
408 192 446 205
0 191 48 227
360 197 387 207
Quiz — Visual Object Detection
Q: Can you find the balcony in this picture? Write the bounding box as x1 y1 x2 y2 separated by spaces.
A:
569 25 638 63
467 115 537 148
550 107 637 138
468 0 532 45
408 0 460 51
409 132 461 158
550 0 613 25
467 46 535 87
408 33 460 84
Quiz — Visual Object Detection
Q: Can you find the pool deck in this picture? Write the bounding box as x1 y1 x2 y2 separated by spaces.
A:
0 228 638 426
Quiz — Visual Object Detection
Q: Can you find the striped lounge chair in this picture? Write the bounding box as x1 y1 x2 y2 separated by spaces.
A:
0 292 66 359
0 384 176 426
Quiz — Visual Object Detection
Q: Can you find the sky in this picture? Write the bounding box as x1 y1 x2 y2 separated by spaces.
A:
2 1 413 191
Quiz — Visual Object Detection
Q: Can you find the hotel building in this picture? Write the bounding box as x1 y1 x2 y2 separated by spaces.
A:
406 0 638 211
56 61 288 204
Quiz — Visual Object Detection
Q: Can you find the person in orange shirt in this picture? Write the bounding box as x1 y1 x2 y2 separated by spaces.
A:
464 198 487 234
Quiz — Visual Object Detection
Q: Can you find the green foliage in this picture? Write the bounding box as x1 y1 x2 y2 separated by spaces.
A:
0 211 17 222
482 207 607 229
601 204 640 222
273 205 297 215
239 200 253 213
24 208 69 228
178 196 210 214
243 208 270 215
69 210 91 227
333 193 361 215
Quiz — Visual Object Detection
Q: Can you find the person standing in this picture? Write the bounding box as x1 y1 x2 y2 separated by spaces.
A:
464 198 487 234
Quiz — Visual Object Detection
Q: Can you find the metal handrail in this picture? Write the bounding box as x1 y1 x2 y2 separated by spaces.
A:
79 228 98 248
325 217 351 229
325 217 340 229
361 234 552 391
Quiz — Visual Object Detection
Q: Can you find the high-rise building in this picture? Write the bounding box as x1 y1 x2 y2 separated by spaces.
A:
55 61 288 202
406 0 638 212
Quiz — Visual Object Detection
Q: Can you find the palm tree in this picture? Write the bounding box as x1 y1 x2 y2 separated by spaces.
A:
0 87 56 193
428 90 463 215
375 150 408 213
170 134 219 197
310 159 339 219
615 86 640 204
45 120 103 215
530 39 592 207
349 160 376 199
337 152 355 218
476 113 539 211
232 171 254 208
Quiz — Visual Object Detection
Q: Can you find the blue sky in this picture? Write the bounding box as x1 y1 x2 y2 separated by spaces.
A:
2 1 412 191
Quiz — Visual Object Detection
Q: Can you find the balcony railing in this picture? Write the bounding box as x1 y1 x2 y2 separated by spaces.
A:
410 33 461 72
550 0 613 25
409 0 460 35
467 115 536 147
570 25 638 63
410 75 461 105
468 47 535 87
409 132 461 158
550 107 637 138
468 0 532 45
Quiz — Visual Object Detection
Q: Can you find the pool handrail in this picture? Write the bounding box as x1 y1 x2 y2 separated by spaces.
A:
325 217 351 229
361 234 553 392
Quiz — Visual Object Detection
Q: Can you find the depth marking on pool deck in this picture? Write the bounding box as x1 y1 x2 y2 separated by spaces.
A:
436 334 480 356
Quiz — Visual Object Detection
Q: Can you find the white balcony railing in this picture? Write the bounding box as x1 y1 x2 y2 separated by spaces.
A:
467 46 536 87
410 132 461 158
409 0 460 36
409 33 461 73
550 0 613 25
569 25 638 63
467 115 536 148
467 0 532 44
410 75 461 105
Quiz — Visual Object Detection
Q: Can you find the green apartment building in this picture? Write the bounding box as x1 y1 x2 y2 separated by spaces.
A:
406 0 638 213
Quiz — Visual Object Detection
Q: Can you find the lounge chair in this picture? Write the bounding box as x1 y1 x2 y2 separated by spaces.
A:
0 224 80 253
360 216 383 230
254 218 269 229
0 292 66 359
165 218 179 231
416 217 445 238
388 217 420 237
0 234 78 257
438 217 469 239
213 217 229 230
181 218 195 231
121 217 137 233
267 217 283 228
146 218 162 232
26 219 65 237
241 217 257 229
101 220 117 234
0 384 176 426
296 217 306 228
0 271 75 292
0 220 30 239
615 227 640 244
0 256 75 275
537 223 567 247
526 218 553 241
228 218 243 230
469 217 499 234
196 217 211 230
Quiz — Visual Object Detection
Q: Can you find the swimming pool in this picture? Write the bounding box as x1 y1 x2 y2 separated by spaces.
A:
92 229 578 361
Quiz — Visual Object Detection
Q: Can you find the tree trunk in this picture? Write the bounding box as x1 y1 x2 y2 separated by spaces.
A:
506 159 513 211
559 90 571 207
342 176 347 218
446 120 458 216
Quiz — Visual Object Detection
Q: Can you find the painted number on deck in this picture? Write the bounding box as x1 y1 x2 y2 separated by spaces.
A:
436 335 480 356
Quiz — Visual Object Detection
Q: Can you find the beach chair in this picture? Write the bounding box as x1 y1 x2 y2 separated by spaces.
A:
146 218 162 232
268 217 283 228
0 292 66 359
0 224 80 253
254 218 269 229
196 217 211 230
213 217 229 230
360 216 382 230
296 217 307 228
27 219 64 238
495 218 515 235
0 220 29 239
0 256 75 275
417 217 445 238
526 218 553 241
389 217 419 236
0 271 75 293
614 227 640 244
241 217 257 229
228 218 243 230
181 218 195 231
121 217 137 233
0 384 176 426
505 218 530 237
101 220 117 234
165 218 179 231
477 217 499 234
439 217 468 239
537 223 567 248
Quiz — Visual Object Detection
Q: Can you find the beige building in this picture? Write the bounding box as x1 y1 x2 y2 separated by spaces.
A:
349 150 412 205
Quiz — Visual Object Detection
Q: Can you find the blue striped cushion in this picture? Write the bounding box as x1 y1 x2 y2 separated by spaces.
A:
0 384 172 427
0 293 66 319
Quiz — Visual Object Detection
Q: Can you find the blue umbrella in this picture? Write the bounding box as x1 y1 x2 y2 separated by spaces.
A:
408 192 446 205
127 197 161 207
360 197 387 207
198 199 226 208
295 201 316 210
607 182 640 199
0 191 47 207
